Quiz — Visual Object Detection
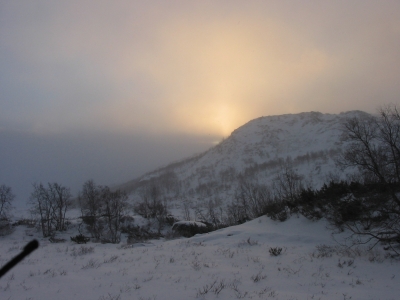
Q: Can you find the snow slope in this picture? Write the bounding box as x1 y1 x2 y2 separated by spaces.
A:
1 216 398 300
119 111 368 219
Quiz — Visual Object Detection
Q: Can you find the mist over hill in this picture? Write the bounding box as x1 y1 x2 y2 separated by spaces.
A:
117 111 368 221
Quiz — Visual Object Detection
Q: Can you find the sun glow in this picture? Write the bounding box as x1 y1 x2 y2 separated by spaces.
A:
95 12 332 137
214 104 238 137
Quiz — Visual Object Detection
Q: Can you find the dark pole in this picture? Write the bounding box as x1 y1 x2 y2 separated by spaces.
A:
0 240 39 278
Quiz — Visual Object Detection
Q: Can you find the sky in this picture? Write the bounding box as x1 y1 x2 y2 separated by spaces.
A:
1 0 400 207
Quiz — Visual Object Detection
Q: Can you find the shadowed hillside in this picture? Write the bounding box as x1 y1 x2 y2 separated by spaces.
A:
117 111 369 222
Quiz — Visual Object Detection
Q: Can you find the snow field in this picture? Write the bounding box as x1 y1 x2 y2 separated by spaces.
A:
0 216 399 300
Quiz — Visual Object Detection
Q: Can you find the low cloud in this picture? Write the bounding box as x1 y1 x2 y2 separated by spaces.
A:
1 1 400 206
3 1 400 137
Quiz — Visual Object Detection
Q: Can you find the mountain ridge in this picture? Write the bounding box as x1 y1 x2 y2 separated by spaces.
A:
117 110 369 214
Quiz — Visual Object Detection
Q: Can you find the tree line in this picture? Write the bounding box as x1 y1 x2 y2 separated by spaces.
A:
0 179 129 244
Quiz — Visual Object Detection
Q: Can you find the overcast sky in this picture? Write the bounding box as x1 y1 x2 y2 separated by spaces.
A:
1 1 400 207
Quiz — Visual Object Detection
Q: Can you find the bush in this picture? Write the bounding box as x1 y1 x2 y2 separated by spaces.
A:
71 234 90 244
263 200 289 222
269 247 282 256
71 245 94 257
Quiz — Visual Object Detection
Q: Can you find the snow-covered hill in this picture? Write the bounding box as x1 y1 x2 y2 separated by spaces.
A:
2 110 399 300
119 111 368 218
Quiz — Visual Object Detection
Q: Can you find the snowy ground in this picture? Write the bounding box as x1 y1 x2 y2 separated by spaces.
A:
0 216 399 300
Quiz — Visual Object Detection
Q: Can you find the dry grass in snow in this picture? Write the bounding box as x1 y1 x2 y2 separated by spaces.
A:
0 216 399 300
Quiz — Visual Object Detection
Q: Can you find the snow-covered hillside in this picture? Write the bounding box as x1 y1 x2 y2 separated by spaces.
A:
2 110 399 300
1 215 398 299
119 111 368 219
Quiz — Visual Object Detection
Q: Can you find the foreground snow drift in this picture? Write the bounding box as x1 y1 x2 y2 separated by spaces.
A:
0 216 399 300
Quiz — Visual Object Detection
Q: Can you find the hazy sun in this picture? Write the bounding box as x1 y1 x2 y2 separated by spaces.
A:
102 12 331 137
212 103 238 137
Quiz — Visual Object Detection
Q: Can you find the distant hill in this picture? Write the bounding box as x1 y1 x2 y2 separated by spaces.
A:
117 111 369 219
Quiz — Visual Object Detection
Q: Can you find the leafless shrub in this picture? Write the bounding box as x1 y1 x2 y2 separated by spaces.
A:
229 281 248 299
247 237 258 245
269 247 282 256
212 280 226 295
43 269 57 277
191 259 201 271
238 237 259 247
251 271 267 282
142 275 153 282
98 293 121 300
103 255 119 263
196 280 220 297
7 245 19 253
337 258 355 268
71 245 94 257
368 248 384 263
313 244 336 258
258 287 274 297
216 247 235 258
82 259 101 269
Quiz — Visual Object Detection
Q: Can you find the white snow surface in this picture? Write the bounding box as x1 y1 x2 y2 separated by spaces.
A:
1 216 398 300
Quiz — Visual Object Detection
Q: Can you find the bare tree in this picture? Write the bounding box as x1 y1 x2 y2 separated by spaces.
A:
49 183 72 231
0 185 15 235
78 180 104 240
225 198 246 226
206 198 224 229
376 105 400 184
273 163 304 203
234 179 271 220
78 180 129 243
101 186 128 243
29 182 71 237
134 184 168 233
0 185 15 220
29 183 53 237
181 199 192 221
338 106 400 253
